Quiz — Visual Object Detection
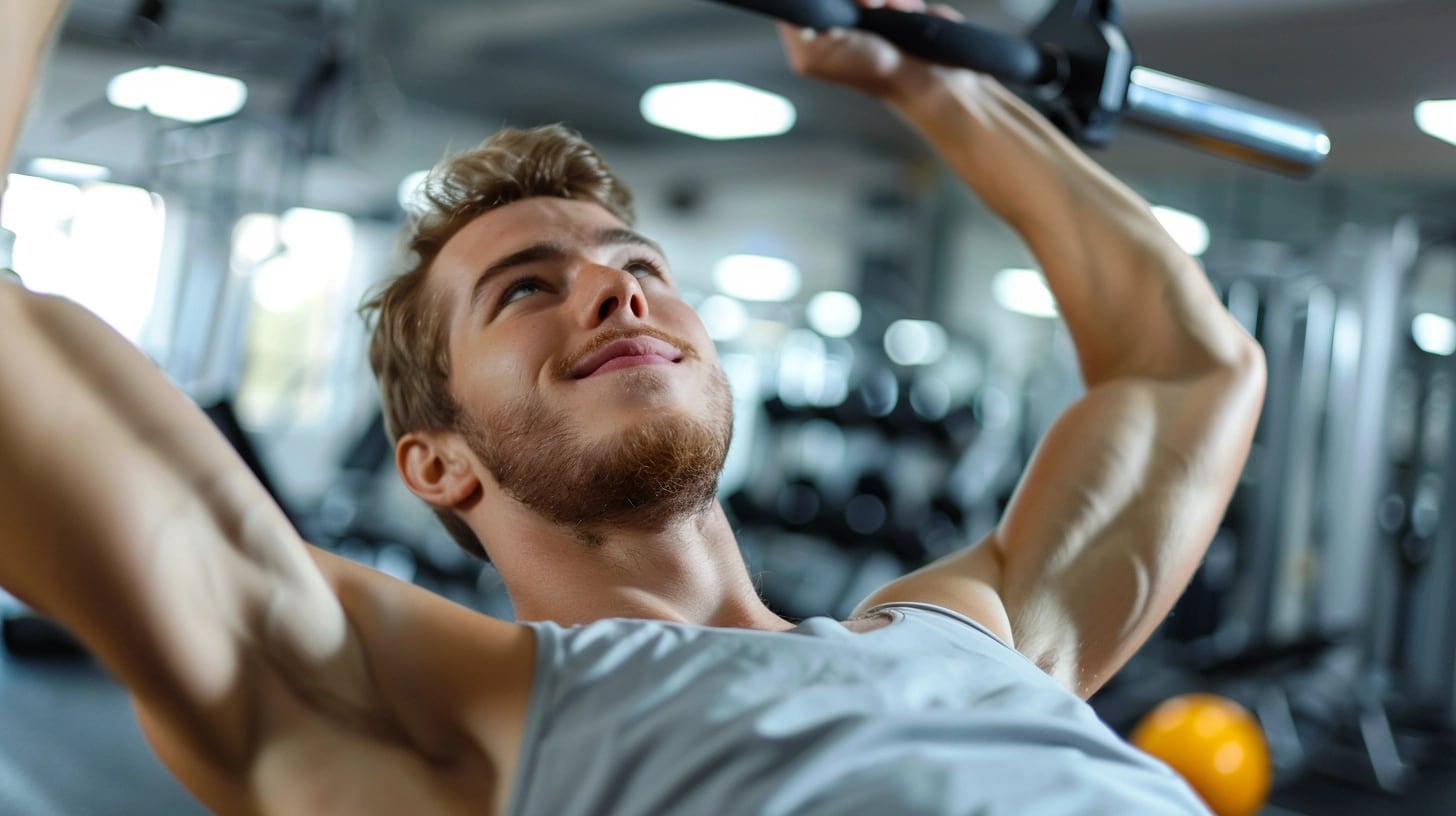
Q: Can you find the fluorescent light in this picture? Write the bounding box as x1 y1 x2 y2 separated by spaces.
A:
107 65 248 123
1416 99 1456 147
992 267 1058 318
697 294 750 341
713 254 800 302
1152 205 1210 256
884 319 948 366
641 80 796 140
1412 312 1456 356
806 290 862 338
26 158 111 183
397 169 429 213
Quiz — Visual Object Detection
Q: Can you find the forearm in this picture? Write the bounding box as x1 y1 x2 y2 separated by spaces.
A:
887 70 1258 384
0 0 67 195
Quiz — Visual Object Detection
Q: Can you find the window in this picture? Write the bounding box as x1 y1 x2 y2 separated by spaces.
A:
2 174 167 347
233 207 356 428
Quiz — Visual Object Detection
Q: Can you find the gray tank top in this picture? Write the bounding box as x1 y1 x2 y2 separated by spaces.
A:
506 602 1210 815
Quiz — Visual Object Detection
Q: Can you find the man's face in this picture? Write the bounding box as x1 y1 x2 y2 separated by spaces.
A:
430 196 733 531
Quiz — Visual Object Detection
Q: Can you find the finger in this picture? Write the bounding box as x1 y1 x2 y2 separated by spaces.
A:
926 3 965 22
777 21 811 42
861 0 928 11
775 21 813 67
775 21 837 74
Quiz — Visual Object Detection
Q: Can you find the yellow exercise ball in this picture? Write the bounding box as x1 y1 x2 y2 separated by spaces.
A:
1131 693 1273 816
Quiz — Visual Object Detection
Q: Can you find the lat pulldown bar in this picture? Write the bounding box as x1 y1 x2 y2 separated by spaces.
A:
709 0 1330 176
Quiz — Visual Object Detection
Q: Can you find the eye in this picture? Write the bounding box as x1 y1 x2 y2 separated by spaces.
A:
625 257 665 279
501 278 544 305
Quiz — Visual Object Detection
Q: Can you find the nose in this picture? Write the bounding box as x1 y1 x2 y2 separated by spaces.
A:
577 262 649 328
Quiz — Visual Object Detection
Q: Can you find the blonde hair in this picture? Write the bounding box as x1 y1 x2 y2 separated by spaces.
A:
359 125 636 559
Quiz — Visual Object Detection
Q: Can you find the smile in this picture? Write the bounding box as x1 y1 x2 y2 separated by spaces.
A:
572 336 684 378
589 354 676 376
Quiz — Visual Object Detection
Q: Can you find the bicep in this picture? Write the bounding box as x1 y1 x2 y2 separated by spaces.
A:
0 290 347 765
857 362 1263 698
126 549 531 813
0 290 531 783
993 364 1264 695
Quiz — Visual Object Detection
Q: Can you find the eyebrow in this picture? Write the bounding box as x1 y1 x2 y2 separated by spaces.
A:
469 227 665 312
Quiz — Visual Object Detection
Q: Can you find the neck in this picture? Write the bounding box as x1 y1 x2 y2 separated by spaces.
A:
478 499 791 631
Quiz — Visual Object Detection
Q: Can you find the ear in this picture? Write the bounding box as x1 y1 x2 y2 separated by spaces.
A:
396 429 481 510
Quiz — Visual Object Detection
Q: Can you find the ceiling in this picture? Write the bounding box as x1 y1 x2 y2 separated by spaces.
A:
42 0 1456 195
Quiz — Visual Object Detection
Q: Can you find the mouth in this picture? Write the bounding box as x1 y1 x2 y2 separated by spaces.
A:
571 335 685 378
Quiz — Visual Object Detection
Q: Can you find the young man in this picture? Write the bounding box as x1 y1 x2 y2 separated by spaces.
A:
1 0 1264 813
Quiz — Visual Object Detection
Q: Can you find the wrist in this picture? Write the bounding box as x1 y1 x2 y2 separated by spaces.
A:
883 63 977 118
887 69 1085 233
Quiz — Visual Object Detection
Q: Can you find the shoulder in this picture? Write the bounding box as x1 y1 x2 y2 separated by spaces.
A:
851 540 1016 648
304 547 536 760
138 547 536 814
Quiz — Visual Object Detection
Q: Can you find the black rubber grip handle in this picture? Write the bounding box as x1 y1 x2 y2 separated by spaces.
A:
708 0 1056 86
705 0 1329 174
706 0 859 29
857 8 1055 85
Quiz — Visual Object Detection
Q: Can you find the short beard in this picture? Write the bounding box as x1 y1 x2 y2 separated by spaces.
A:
461 365 733 538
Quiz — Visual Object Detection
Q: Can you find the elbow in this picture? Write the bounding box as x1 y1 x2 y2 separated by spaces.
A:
1200 320 1266 395
1208 338 1268 443
1226 336 1268 407
1242 341 1269 427
1226 327 1266 373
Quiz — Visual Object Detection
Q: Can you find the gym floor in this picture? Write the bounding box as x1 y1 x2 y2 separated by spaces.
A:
3 645 1453 815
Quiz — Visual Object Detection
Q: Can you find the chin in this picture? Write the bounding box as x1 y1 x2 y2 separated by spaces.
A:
590 363 702 404
602 399 724 442
467 359 735 530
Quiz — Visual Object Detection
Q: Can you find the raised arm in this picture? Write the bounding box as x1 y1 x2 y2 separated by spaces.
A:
0 0 66 195
779 2 1266 698
0 6 529 811
891 73 1264 696
1 17 353 780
